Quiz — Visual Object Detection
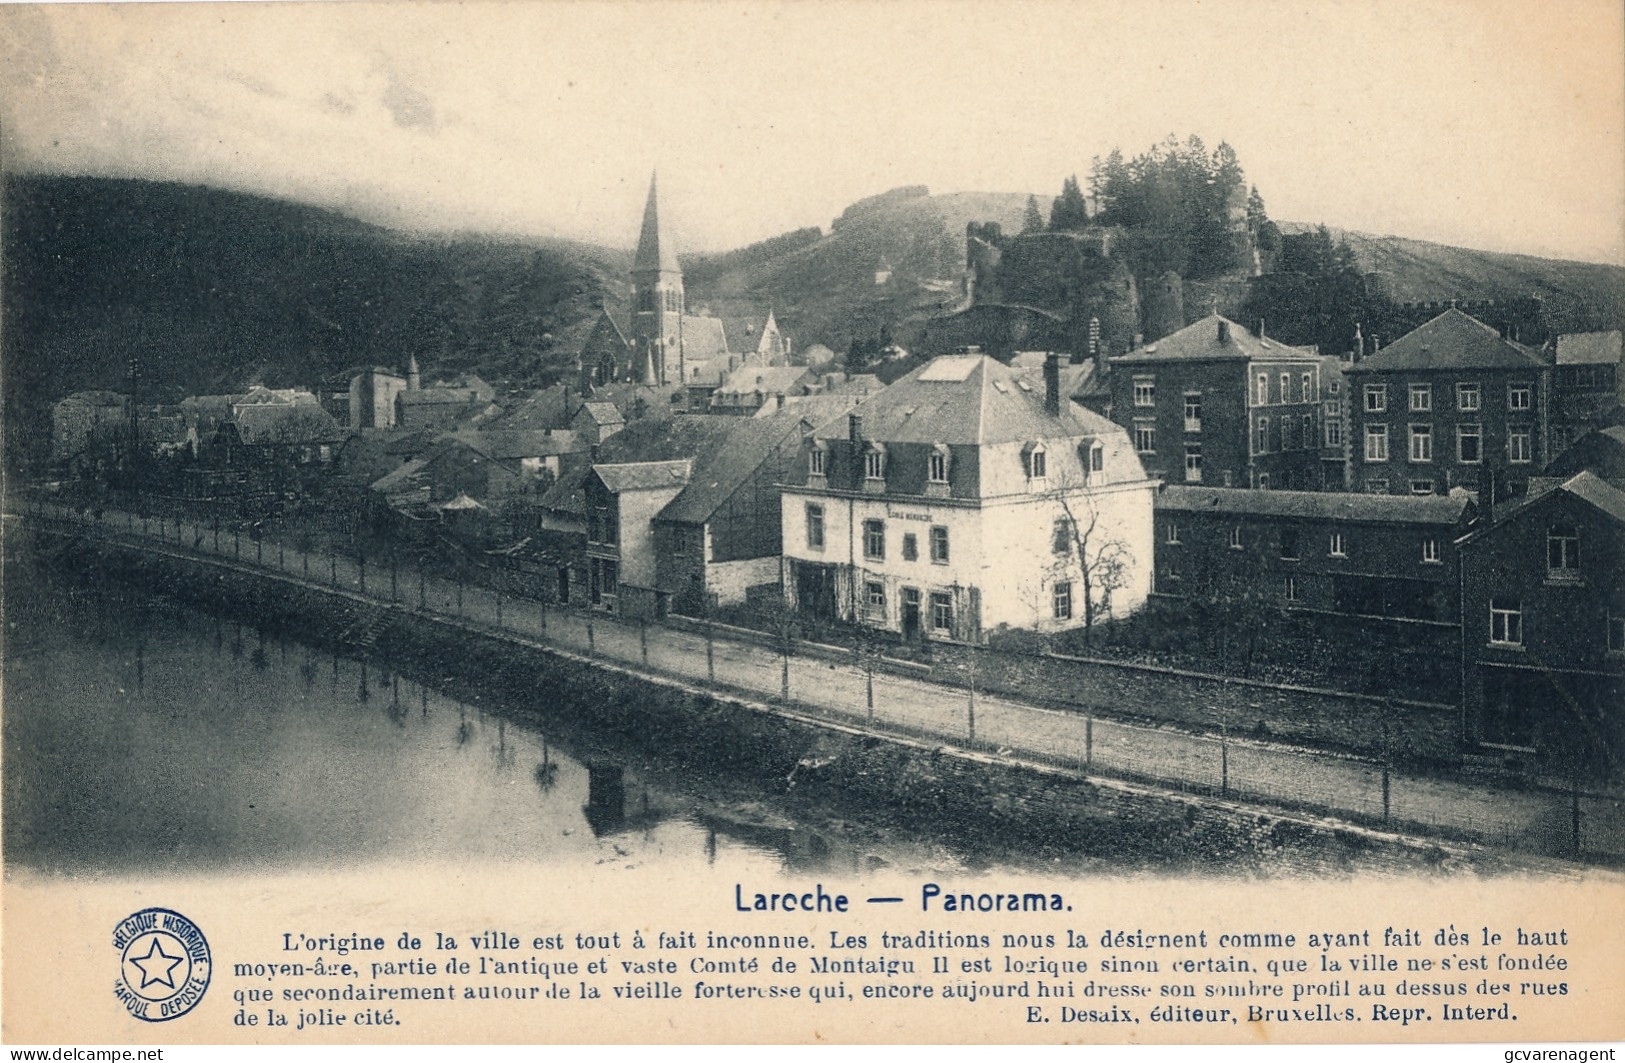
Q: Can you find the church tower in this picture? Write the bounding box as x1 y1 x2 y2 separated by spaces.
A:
629 172 685 386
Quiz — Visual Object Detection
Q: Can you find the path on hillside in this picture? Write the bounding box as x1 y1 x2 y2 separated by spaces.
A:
22 502 1625 862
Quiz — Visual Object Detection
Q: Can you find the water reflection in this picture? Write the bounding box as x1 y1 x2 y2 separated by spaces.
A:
2 576 961 880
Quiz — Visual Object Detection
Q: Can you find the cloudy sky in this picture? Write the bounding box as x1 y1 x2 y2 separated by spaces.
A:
3 0 1622 264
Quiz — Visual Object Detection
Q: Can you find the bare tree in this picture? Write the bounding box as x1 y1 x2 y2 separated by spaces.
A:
1049 479 1133 643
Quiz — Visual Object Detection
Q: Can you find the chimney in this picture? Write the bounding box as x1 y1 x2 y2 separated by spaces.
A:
1218 320 1231 344
1043 352 1062 416
848 413 863 443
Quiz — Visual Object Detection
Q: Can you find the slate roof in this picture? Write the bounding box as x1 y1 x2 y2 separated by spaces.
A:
371 457 430 494
592 460 693 494
1112 314 1319 365
233 404 346 444
537 415 742 517
1555 330 1623 366
1157 485 1473 525
456 429 580 460
632 174 681 274
818 354 1120 447
655 414 806 525
1563 470 1625 523
679 315 731 362
714 365 812 399
577 402 625 426
1347 308 1545 374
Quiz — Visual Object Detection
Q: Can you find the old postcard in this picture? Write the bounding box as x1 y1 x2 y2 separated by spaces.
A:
2 0 1623 1047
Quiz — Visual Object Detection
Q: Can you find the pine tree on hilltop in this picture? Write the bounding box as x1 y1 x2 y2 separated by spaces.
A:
1048 175 1091 232
1022 195 1045 235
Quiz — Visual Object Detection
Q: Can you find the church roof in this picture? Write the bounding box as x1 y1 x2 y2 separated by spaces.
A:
632 173 681 274
680 315 730 362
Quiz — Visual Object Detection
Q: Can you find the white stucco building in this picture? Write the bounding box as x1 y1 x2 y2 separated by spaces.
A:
781 353 1155 642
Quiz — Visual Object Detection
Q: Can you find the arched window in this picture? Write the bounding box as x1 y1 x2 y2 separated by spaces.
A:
928 443 951 484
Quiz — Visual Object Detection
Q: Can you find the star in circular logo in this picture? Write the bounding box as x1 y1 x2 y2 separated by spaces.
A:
114 908 211 1022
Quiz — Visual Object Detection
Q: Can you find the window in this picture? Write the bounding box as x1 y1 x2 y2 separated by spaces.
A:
1490 598 1522 646
1547 523 1579 576
1282 416 1296 451
1457 424 1481 464
1166 521 1182 545
1257 472 1271 490
1052 581 1073 621
1330 380 1341 395
1184 392 1202 431
1280 527 1300 560
1409 383 1432 412
1457 382 1480 411
1229 525 1244 550
928 448 949 483
901 533 918 562
808 447 826 477
1302 414 1315 449
1302 372 1315 403
862 519 885 560
1133 376 1156 407
1421 535 1440 563
1284 576 1299 602
1325 420 1343 447
1609 614 1625 654
1324 400 1340 417
1365 384 1387 413
1029 448 1047 479
1256 373 1269 406
1329 531 1346 557
1280 373 1292 404
864 447 885 480
864 580 886 621
1133 422 1156 454
1087 442 1104 478
1508 383 1532 411
805 504 825 549
1411 480 1435 496
1409 424 1433 463
1508 429 1532 464
1365 424 1389 462
1255 416 1270 455
1184 444 1202 483
930 592 954 633
1052 517 1073 555
1366 478 1389 494
929 525 950 564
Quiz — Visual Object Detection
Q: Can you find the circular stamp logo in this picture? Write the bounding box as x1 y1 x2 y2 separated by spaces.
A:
113 908 211 1022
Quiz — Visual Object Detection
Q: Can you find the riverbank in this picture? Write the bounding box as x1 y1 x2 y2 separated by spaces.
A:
14 522 1590 874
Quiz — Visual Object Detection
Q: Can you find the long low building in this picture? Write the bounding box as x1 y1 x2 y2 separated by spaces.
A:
1153 485 1476 623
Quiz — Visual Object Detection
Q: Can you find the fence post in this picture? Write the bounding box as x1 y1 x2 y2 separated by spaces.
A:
391 562 398 602
331 551 337 588
587 618 596 654
1220 730 1230 796
256 536 263 565
966 644 978 745
358 552 366 592
865 662 875 728
456 578 463 618
279 540 286 571
496 590 503 628
640 620 648 666
234 527 240 558
419 570 427 611
1381 701 1392 825
213 519 220 552
1572 764 1582 858
1085 716 1093 769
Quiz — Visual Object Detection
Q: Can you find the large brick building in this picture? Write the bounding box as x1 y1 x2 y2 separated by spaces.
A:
1458 471 1624 770
1107 314 1326 491
781 353 1154 642
1345 308 1551 498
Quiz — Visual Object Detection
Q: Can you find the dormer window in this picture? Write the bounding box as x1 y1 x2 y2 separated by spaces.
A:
808 445 826 478
864 445 886 480
1024 444 1047 481
1082 440 1104 482
928 444 950 484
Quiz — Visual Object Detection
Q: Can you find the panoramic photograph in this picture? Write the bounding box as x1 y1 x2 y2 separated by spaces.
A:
3 0 1623 899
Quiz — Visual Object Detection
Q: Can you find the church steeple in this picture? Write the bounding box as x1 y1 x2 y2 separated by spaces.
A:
629 170 685 386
